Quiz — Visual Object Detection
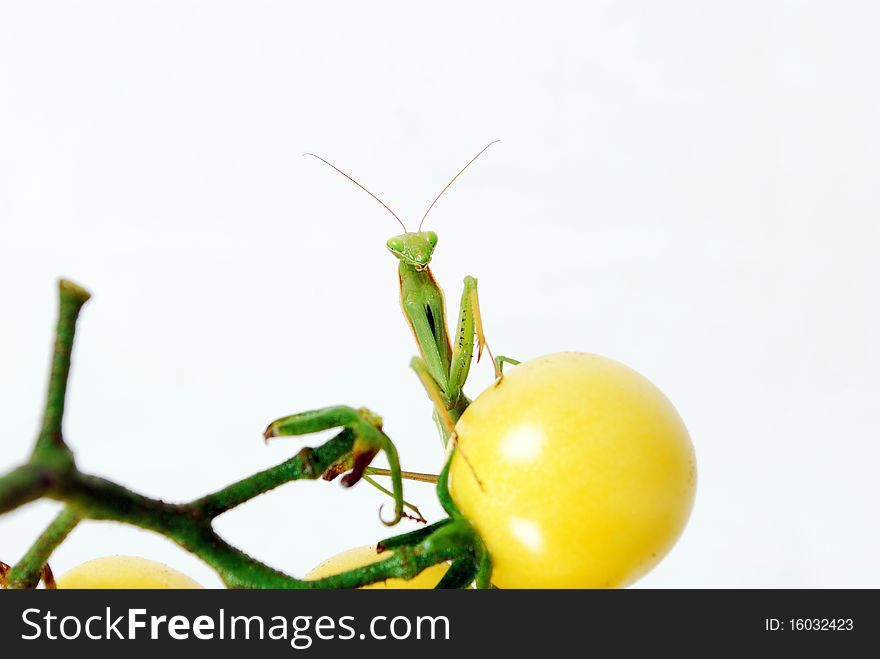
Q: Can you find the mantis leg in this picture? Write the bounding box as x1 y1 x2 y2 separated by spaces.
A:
411 357 457 446
263 405 405 525
448 275 503 399
494 355 521 375
360 475 427 524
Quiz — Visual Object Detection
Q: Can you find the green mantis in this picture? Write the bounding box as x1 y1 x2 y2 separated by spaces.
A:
263 142 517 523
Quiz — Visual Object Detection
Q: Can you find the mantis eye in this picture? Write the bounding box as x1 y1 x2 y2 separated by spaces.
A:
426 231 438 248
387 237 404 252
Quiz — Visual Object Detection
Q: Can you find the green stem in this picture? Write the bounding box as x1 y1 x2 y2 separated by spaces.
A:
181 527 301 588
377 519 451 552
0 464 60 515
6 507 81 589
193 430 355 518
31 280 88 467
304 539 471 589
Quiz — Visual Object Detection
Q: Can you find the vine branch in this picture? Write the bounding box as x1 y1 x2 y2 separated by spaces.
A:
0 279 469 589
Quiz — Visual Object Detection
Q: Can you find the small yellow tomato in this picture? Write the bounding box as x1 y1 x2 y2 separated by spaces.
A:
305 544 450 589
450 352 696 588
56 555 203 589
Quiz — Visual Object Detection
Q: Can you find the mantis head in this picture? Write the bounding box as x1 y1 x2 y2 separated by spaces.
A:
386 232 438 270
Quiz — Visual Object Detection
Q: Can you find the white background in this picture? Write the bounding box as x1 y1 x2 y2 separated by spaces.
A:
1 1 878 588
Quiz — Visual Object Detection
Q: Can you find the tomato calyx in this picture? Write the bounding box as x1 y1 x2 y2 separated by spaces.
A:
376 516 488 588
377 519 452 553
435 558 478 589
436 451 463 518
375 480 495 589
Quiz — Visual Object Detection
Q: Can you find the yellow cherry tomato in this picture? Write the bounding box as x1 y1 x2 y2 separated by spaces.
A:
449 352 696 588
56 555 203 589
305 544 450 589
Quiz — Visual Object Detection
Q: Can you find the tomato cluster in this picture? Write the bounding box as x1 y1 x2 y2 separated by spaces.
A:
56 353 695 589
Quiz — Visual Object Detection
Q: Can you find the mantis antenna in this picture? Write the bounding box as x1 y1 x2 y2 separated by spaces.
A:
418 140 500 231
303 152 408 233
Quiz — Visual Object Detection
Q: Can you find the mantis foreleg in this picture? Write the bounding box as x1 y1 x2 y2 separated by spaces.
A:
494 355 521 376
448 275 495 400
406 274 502 445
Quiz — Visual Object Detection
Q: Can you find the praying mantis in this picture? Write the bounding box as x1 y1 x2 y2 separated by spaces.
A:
263 142 518 524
